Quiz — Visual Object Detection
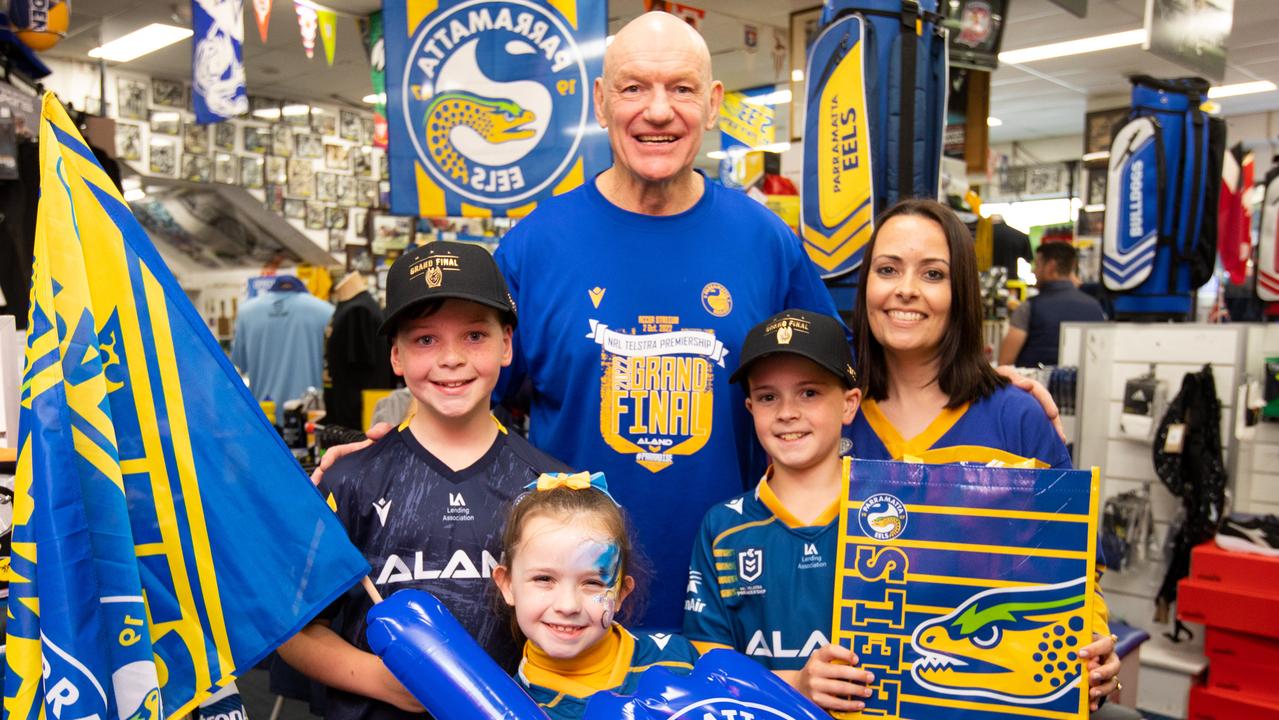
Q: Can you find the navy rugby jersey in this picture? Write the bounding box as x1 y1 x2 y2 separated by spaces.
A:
683 462 847 672
516 625 699 720
317 419 568 720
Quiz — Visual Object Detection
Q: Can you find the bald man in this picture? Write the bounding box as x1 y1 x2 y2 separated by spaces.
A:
494 12 843 631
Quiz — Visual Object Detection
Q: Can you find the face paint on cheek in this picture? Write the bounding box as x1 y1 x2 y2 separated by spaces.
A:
585 541 621 629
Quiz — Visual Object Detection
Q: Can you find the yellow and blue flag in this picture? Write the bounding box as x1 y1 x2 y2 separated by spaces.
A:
833 459 1099 720
4 94 369 720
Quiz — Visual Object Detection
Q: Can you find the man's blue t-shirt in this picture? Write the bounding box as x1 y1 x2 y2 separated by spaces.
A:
495 174 840 629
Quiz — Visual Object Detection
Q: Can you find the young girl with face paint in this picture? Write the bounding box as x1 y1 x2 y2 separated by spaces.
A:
493 473 700 719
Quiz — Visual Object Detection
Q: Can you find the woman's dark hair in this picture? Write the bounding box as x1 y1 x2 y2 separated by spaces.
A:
852 198 1006 408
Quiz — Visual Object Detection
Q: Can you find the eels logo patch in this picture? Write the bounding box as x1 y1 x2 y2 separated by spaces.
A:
858 493 906 540
399 0 589 206
910 577 1090 705
700 282 732 317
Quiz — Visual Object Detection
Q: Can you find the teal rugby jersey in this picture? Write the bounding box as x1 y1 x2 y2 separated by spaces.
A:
516 625 698 720
683 460 849 672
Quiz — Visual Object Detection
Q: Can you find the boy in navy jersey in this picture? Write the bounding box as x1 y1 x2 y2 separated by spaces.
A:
279 241 568 720
683 309 876 714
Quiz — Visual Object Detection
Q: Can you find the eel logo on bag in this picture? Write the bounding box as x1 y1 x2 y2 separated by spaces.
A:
858 493 907 541
910 577 1089 705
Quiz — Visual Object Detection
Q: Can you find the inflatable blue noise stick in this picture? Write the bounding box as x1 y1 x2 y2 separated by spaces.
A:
582 649 831 719
366 589 832 720
365 589 547 720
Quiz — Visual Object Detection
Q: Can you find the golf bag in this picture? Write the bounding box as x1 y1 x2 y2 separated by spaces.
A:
1102 75 1225 319
1256 160 1279 301
800 0 947 278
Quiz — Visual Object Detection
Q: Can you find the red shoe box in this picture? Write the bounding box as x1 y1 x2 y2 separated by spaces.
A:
1203 629 1279 701
1188 541 1279 594
1177 578 1279 640
1189 684 1279 720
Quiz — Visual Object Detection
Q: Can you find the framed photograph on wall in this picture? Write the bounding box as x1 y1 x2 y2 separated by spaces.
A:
336 174 357 207
184 122 209 155
339 110 361 141
214 153 236 184
272 124 294 158
265 155 288 185
287 158 315 198
150 110 180 136
284 198 307 219
296 133 323 159
240 155 265 188
149 141 176 176
306 201 327 230
116 123 143 161
316 171 337 202
789 6 822 141
328 227 345 254
152 78 185 109
242 126 270 154
117 78 148 120
214 121 236 151
311 107 337 136
182 154 211 183
264 183 286 213
327 205 348 230
325 143 350 170
371 213 415 254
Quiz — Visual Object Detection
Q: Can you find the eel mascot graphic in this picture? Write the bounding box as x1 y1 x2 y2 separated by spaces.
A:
422 90 536 183
387 0 608 216
910 577 1090 705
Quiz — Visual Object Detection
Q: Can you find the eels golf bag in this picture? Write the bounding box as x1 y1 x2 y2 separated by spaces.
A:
1102 75 1225 318
800 0 948 278
1256 160 1279 301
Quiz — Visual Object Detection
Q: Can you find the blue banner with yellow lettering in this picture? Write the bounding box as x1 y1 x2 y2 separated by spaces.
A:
383 0 609 218
833 460 1099 720
4 94 369 720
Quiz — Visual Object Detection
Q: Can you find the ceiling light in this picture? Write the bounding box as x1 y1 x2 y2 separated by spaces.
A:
987 116 1002 127
253 107 281 120
707 150 727 160
755 142 792 154
123 188 146 202
998 29 1145 65
742 89 791 106
281 103 311 117
791 69 805 83
88 24 193 63
1208 81 1277 98
363 93 386 104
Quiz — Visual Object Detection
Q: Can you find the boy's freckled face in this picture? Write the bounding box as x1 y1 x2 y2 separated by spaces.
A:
744 355 859 475
390 298 512 427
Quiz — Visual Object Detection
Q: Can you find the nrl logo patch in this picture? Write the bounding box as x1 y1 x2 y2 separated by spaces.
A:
737 547 763 583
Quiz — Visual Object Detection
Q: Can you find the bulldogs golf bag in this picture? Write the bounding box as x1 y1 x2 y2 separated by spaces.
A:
1102 75 1225 319
800 0 948 278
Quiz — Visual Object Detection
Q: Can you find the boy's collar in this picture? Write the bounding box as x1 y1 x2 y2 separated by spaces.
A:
756 460 844 529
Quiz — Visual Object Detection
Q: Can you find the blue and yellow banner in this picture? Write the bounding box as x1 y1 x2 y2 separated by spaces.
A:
383 0 610 218
833 460 1099 719
192 0 249 124
4 94 369 720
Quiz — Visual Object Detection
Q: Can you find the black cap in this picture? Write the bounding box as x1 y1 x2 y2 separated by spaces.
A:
378 240 517 336
729 309 856 388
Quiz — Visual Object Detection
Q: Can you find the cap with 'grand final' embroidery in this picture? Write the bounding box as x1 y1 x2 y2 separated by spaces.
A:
378 240 517 335
729 309 856 388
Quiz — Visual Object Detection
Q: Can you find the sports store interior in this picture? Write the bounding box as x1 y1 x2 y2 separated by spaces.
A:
3 0 1279 719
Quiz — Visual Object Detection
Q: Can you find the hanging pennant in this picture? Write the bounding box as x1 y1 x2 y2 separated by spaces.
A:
294 1 318 58
192 0 248 124
252 0 271 42
357 12 388 148
318 7 337 65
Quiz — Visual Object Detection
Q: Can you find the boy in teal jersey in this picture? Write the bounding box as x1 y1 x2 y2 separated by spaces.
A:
683 309 875 714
